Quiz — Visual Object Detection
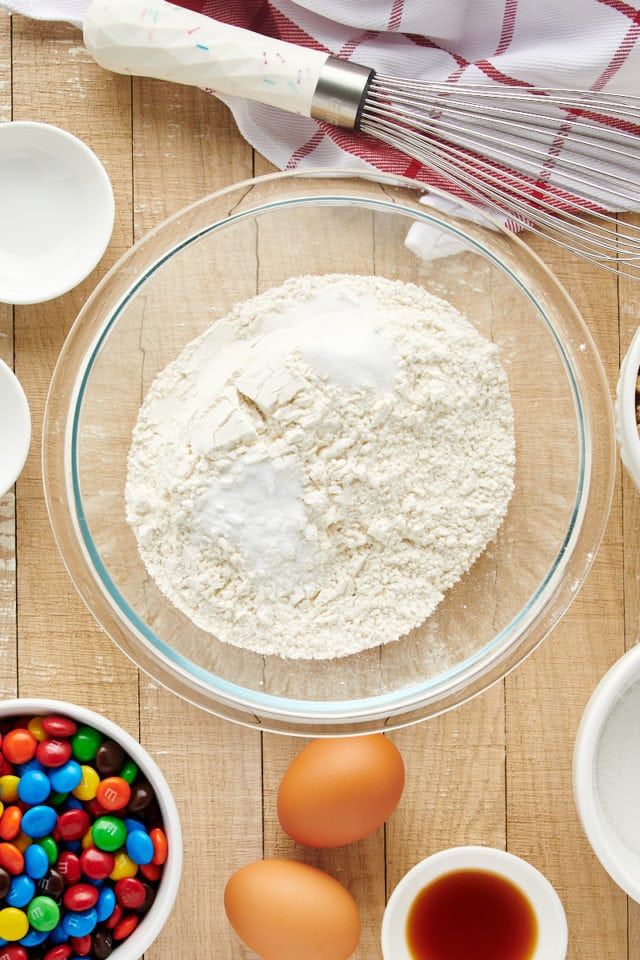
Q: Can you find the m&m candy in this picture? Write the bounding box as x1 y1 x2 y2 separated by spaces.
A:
0 713 169 958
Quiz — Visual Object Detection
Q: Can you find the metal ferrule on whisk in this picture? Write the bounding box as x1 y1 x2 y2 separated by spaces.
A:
311 56 375 130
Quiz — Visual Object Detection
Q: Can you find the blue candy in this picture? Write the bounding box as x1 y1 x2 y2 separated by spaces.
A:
47 924 69 945
20 803 58 838
62 907 98 938
19 928 49 947
24 842 50 880
17 768 51 805
48 759 83 794
96 885 116 922
6 874 35 908
126 828 154 865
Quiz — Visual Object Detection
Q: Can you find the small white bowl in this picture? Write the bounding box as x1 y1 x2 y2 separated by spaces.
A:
0 697 183 960
615 326 640 490
0 121 115 304
573 643 640 902
0 358 31 496
381 846 567 960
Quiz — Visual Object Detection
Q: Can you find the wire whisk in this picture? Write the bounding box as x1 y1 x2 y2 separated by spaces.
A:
360 78 640 277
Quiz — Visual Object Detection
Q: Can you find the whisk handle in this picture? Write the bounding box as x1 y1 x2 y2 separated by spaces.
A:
83 0 371 126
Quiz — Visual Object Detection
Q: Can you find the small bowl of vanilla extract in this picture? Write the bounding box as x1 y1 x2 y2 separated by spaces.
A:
381 845 567 960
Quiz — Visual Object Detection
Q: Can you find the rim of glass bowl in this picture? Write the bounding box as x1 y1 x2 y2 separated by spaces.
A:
43 168 615 735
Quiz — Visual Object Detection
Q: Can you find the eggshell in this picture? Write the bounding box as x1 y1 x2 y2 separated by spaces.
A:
277 734 405 847
223 858 361 960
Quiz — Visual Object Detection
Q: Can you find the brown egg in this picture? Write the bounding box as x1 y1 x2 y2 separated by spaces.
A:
223 858 361 960
277 733 405 847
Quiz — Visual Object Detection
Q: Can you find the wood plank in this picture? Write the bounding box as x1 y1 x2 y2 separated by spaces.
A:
0 9 18 699
508 235 625 960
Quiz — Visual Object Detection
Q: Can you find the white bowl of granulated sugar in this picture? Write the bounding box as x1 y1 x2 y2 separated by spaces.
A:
42 169 615 736
574 642 640 902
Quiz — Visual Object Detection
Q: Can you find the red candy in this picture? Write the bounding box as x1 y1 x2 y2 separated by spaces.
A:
0 946 28 960
69 935 91 957
36 738 73 768
139 860 162 882
104 902 123 930
114 876 146 909
1 729 37 765
56 851 82 886
44 948 73 960
56 808 90 842
41 716 77 738
112 913 139 941
80 846 115 880
63 882 99 911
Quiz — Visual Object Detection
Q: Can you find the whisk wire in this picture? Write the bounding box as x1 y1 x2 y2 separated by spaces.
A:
359 75 640 275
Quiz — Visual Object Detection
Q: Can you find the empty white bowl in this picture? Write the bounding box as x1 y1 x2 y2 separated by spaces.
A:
0 358 31 496
381 846 567 960
0 121 115 304
616 326 640 490
573 642 640 901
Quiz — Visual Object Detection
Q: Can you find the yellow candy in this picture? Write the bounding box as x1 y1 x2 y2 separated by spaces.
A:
13 832 32 853
81 827 94 850
27 717 47 742
72 765 100 802
109 851 138 880
0 906 29 940
0 776 20 803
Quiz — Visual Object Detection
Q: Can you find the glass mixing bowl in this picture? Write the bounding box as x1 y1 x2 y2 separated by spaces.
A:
43 170 615 735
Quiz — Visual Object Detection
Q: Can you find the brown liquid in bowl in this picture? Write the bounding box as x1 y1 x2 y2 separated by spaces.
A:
406 868 538 960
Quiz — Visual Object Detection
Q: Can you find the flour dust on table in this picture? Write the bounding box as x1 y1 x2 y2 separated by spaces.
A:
125 274 515 659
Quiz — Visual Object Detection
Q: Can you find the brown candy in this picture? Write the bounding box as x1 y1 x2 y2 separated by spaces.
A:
92 925 115 959
95 739 127 777
127 780 155 814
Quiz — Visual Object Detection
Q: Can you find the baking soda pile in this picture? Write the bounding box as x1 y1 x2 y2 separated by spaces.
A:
125 274 516 659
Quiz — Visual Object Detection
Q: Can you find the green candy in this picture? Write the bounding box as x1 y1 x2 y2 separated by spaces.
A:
70 725 103 762
92 815 127 852
119 759 138 785
38 836 58 866
27 895 60 932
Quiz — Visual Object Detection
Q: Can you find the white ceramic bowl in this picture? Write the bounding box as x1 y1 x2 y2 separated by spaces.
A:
0 358 31 496
0 121 115 304
381 846 568 960
0 697 183 959
616 326 640 490
573 643 640 901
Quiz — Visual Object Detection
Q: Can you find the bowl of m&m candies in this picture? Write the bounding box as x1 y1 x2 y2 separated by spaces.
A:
0 699 182 960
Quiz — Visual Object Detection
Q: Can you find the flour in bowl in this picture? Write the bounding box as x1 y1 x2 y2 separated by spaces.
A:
125 274 515 659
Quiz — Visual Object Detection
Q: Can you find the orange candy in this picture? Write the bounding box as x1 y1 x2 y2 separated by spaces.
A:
0 841 25 875
1 729 37 765
149 827 168 866
0 805 22 841
95 777 131 812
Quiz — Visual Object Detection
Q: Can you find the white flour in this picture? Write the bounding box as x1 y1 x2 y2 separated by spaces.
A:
125 274 515 659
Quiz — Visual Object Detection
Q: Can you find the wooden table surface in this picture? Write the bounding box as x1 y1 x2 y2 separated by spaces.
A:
2 11 640 960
